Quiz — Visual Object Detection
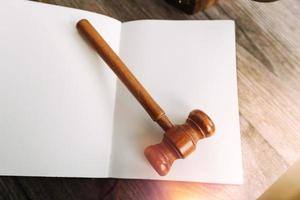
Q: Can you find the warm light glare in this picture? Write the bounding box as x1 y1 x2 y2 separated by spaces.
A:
154 182 235 200
168 190 220 200
172 194 206 200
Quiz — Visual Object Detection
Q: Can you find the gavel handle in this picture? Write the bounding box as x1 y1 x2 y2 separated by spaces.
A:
76 19 173 131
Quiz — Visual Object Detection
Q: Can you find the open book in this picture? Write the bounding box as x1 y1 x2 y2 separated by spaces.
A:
0 1 242 184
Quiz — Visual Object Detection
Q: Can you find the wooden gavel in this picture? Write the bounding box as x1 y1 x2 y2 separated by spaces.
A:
76 19 215 176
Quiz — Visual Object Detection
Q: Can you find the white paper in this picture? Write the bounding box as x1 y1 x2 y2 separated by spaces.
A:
110 20 243 184
0 1 242 184
0 1 121 177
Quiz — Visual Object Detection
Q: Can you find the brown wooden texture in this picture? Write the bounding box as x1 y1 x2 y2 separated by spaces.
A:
1 0 300 199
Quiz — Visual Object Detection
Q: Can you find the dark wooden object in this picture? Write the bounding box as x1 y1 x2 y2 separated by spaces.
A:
76 19 215 176
1 0 300 199
165 0 277 14
165 0 218 14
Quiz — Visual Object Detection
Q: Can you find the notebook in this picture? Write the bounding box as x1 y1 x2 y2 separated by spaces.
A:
0 0 242 184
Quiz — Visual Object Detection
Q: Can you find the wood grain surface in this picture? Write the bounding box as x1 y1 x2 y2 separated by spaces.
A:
1 0 299 199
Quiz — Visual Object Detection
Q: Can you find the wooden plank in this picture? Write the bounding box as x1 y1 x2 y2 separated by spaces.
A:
1 0 299 199
0 177 116 200
0 177 29 200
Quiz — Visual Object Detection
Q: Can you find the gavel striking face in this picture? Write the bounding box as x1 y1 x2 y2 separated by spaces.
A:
145 110 215 176
77 19 216 176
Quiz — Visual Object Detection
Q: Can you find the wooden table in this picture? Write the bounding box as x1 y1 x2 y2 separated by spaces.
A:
1 0 299 199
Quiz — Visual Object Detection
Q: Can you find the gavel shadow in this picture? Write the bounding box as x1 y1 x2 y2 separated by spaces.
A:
111 83 190 175
133 98 189 162
75 26 115 105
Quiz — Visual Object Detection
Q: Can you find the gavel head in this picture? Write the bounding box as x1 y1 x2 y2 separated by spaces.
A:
144 110 215 176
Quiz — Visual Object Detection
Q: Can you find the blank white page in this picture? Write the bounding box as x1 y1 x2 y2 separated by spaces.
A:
0 1 121 177
110 20 243 184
